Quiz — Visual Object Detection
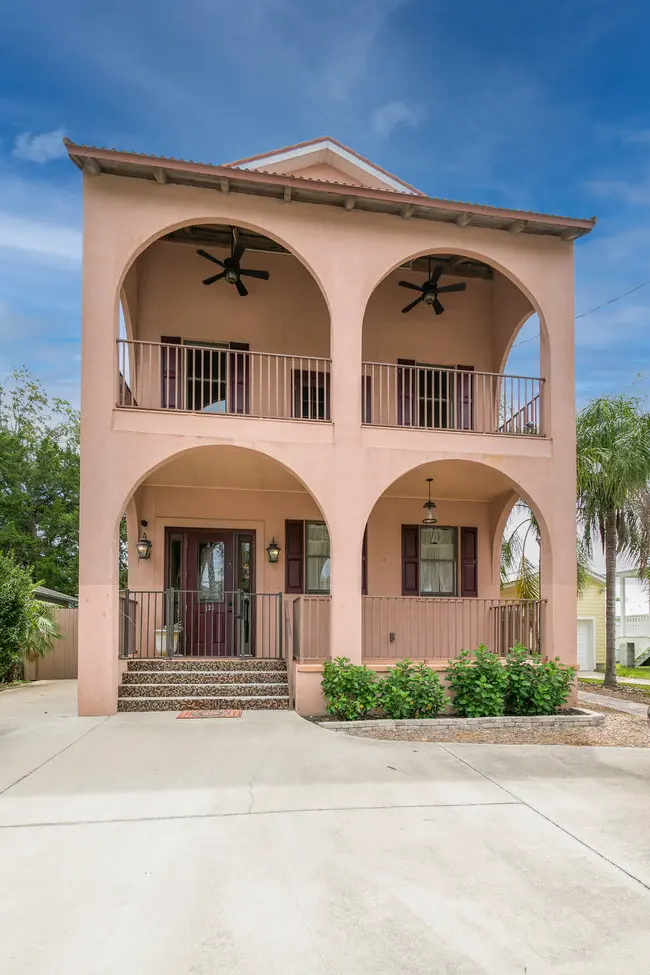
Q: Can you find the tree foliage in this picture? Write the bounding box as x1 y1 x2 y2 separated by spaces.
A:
577 394 650 687
0 369 80 594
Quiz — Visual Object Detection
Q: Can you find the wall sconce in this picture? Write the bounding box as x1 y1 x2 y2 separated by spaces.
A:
136 520 152 560
266 538 281 564
421 478 438 526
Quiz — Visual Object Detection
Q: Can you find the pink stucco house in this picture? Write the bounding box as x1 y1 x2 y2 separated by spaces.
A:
66 136 595 716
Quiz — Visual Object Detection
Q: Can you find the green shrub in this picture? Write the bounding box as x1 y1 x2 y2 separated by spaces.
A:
321 656 378 720
0 553 34 682
378 658 448 719
505 643 575 715
446 645 508 717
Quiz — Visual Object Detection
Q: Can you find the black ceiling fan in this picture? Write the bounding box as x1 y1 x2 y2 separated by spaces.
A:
197 229 270 297
399 257 466 315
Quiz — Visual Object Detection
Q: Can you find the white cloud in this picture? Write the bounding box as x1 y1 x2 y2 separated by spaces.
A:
585 173 650 206
12 127 67 164
0 212 81 264
371 100 420 138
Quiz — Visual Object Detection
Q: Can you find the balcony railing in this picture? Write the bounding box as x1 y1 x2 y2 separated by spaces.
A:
362 596 545 660
616 615 650 638
361 362 544 436
290 595 331 661
116 339 332 421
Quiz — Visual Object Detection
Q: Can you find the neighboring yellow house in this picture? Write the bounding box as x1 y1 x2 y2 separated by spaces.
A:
502 571 605 671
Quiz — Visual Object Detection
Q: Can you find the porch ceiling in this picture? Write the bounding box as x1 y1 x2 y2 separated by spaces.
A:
143 446 309 493
162 224 493 280
383 462 516 502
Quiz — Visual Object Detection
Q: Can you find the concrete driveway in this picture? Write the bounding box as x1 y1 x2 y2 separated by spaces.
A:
2 681 650 974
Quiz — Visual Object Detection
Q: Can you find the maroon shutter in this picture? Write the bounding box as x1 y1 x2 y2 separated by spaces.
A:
362 375 372 423
285 520 304 594
361 526 368 595
229 342 250 415
456 364 474 431
397 359 416 427
161 335 181 409
460 527 478 597
402 525 419 595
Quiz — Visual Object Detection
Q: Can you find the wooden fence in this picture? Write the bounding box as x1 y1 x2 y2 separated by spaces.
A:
24 607 78 680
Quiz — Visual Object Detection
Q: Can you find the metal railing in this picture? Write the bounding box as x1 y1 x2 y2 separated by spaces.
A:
361 362 544 436
291 594 331 661
119 589 283 659
116 339 332 421
362 596 545 660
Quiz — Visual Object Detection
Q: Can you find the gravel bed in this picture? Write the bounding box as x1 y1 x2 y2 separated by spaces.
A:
339 701 650 747
578 681 650 705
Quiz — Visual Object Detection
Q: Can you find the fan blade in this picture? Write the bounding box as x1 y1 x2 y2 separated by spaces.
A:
401 296 424 314
232 241 246 264
235 278 249 297
197 248 225 268
433 298 444 315
238 268 270 280
437 282 467 294
431 265 445 285
203 272 227 285
398 280 423 292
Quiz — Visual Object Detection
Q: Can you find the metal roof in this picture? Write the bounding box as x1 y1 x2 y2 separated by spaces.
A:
64 139 596 241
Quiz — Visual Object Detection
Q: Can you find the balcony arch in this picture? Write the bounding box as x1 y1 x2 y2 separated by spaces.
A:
116 217 332 424
361 247 547 437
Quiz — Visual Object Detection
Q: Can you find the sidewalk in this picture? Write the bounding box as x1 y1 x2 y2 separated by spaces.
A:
579 689 649 718
580 671 650 686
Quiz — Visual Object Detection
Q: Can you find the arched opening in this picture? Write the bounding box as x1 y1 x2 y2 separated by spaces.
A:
120 444 330 661
361 250 545 436
117 222 331 423
362 459 547 661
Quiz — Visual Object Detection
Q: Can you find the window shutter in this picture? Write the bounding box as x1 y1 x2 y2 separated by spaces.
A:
402 525 419 595
397 359 416 427
285 520 304 594
361 526 368 595
460 527 478 597
362 375 372 423
161 336 181 409
456 364 474 431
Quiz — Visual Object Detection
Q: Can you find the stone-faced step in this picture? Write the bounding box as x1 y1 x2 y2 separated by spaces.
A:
126 658 286 673
119 682 289 698
117 695 290 712
121 669 287 686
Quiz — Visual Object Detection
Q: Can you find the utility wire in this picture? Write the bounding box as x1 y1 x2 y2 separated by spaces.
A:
510 279 650 349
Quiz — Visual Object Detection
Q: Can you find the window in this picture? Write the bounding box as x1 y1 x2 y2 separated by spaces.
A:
402 525 477 597
420 527 457 595
397 360 474 430
198 541 225 602
305 522 330 593
293 370 330 420
185 341 228 413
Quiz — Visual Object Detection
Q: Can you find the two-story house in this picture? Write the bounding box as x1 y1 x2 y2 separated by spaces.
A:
66 136 595 716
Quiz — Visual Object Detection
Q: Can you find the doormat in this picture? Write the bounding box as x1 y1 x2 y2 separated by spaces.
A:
177 709 243 720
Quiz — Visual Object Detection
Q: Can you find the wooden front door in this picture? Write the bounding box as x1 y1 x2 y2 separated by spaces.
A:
185 531 234 656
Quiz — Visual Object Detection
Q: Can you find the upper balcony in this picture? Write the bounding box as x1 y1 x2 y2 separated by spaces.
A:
116 223 546 438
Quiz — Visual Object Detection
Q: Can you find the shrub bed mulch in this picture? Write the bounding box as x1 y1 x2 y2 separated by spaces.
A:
328 702 650 748
578 680 650 706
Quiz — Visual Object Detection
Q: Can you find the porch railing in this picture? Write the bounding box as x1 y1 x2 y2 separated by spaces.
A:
116 339 332 421
361 362 544 436
290 594 331 661
118 589 283 659
362 596 545 660
615 615 650 638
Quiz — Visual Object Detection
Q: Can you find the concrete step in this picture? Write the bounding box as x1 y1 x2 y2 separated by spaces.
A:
119 682 288 698
117 695 290 712
126 658 285 673
121 669 287 686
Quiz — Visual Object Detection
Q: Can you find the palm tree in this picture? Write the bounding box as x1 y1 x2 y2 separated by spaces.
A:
577 395 650 688
501 503 590 600
24 595 60 662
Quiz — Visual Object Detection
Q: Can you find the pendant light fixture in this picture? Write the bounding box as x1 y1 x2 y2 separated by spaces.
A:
421 478 438 525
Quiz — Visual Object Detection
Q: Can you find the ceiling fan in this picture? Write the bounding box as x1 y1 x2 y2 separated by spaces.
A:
399 257 466 315
197 229 270 297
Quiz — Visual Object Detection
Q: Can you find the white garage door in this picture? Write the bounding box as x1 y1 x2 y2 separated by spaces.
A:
577 619 595 672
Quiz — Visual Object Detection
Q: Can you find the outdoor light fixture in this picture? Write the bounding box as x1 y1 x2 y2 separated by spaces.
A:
136 520 152 560
266 537 281 564
421 478 438 525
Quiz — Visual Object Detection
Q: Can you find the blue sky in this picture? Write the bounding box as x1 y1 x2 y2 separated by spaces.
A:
2 0 650 406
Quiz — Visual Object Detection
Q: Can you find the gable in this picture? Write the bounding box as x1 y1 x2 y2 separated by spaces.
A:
224 137 422 195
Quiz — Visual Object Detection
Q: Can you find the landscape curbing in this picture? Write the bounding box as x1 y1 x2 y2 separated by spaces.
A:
318 708 605 731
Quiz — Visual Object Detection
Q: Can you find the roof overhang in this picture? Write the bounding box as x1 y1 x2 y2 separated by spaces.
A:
64 140 596 241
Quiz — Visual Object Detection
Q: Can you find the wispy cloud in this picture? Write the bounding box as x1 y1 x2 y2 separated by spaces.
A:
0 213 81 264
585 173 650 206
371 100 420 138
12 127 67 164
